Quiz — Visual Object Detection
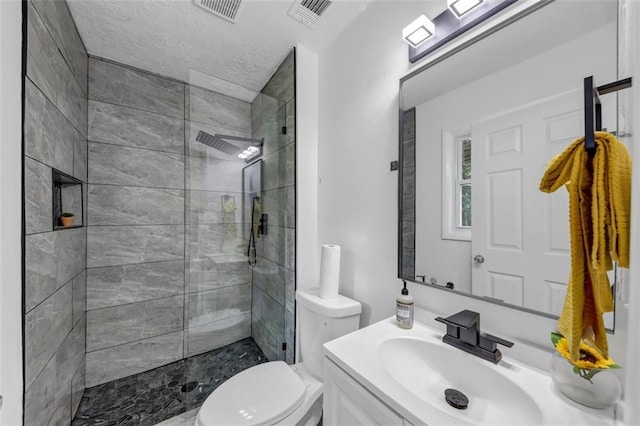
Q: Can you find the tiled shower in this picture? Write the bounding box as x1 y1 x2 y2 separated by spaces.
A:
23 0 296 423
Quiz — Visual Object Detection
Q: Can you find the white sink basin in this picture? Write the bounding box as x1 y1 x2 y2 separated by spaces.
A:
323 314 614 426
379 336 543 425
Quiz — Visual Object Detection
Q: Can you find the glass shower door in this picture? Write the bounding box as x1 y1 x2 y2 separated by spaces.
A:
183 79 265 412
181 49 295 415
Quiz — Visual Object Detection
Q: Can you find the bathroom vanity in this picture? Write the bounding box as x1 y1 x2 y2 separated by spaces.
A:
322 309 616 426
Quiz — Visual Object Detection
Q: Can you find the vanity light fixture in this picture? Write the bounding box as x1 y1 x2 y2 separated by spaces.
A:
406 0 517 63
447 0 485 18
402 14 435 47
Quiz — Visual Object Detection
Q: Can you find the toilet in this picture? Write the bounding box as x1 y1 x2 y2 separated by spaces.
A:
195 287 362 426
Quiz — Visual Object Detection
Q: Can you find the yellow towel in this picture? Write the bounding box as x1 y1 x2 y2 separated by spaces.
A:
539 131 631 361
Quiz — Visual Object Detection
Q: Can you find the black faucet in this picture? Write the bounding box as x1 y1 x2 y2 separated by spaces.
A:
435 310 514 363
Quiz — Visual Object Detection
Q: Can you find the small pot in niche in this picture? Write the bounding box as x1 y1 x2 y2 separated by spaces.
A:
60 212 75 227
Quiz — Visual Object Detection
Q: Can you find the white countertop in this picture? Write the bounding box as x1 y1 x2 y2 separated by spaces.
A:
323 311 616 426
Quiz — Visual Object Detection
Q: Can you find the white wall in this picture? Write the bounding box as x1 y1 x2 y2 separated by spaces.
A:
316 0 633 384
623 0 640 423
0 0 24 424
317 1 435 326
296 44 320 291
295 44 319 363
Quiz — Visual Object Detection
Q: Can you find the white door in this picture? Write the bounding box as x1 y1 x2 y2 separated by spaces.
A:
471 90 582 314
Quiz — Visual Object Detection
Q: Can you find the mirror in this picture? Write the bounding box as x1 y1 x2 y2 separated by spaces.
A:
399 0 626 329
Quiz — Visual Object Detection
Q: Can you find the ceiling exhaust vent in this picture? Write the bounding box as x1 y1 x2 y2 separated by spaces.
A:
288 0 332 28
193 0 245 23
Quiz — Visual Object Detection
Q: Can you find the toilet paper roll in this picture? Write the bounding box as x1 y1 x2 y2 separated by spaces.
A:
318 244 341 299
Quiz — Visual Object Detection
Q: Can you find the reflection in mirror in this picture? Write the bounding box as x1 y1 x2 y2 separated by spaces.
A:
399 0 626 330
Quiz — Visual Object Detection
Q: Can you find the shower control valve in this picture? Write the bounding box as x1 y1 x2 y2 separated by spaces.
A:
258 214 268 236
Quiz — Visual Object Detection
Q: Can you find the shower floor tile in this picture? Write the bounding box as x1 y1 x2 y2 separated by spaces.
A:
153 408 198 426
72 337 267 426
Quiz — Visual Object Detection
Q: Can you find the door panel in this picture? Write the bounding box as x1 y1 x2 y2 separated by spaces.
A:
472 90 582 313
488 272 524 306
488 170 523 250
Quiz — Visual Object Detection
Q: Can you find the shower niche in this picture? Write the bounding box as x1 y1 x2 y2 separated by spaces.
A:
52 169 83 230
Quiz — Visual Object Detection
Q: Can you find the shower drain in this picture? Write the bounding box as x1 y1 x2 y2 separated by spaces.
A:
181 381 199 393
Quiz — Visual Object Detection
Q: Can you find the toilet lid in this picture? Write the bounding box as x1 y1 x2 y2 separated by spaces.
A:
198 361 306 426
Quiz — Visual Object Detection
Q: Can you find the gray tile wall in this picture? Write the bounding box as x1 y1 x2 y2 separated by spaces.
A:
24 0 88 423
401 108 416 279
250 50 296 364
86 57 255 385
86 58 187 387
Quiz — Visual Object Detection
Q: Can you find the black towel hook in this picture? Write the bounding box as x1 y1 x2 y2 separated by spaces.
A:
583 75 633 157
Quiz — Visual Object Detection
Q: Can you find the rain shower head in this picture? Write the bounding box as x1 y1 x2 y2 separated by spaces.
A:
195 131 263 161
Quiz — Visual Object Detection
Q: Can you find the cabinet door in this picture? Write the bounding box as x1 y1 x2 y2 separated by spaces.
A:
324 358 404 426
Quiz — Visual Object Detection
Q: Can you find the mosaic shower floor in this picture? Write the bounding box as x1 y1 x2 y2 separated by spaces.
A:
72 337 267 426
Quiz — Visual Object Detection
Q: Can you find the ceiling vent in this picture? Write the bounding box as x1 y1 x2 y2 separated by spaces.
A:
193 0 245 23
288 0 332 28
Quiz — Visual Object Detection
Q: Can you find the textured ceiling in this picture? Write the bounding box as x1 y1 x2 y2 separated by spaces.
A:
68 0 372 101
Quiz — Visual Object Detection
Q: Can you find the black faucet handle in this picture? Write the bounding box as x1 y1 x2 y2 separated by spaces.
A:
435 310 479 329
435 316 471 330
479 333 514 352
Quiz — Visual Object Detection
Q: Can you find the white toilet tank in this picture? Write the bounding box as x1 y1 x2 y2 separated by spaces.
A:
295 288 361 380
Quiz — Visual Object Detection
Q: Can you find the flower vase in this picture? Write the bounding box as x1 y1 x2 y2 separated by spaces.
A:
550 351 621 409
60 216 74 227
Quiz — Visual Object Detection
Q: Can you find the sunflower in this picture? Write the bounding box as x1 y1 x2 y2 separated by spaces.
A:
551 332 620 383
555 338 616 369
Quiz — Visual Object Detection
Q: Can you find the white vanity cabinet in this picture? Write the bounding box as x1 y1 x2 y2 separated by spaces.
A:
323 357 414 426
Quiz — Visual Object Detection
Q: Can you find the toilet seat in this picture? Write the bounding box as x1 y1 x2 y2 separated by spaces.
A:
197 361 307 426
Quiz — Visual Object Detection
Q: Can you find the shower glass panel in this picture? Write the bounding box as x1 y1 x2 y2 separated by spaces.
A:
183 80 260 410
183 47 295 413
249 49 297 366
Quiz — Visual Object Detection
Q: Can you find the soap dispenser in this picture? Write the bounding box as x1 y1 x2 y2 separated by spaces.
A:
396 281 414 329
